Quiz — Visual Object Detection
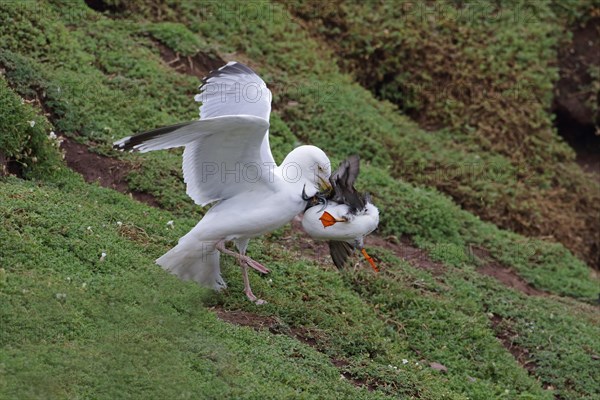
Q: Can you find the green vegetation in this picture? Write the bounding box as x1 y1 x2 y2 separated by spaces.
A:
1 1 598 399
145 22 207 56
0 78 63 180
0 176 397 399
287 0 600 267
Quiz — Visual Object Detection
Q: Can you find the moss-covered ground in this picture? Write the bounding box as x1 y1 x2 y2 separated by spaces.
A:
1 1 598 399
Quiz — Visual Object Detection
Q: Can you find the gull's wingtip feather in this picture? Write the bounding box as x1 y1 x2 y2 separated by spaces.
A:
113 136 131 150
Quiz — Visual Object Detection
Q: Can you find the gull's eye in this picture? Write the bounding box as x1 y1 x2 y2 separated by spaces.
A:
318 165 323 172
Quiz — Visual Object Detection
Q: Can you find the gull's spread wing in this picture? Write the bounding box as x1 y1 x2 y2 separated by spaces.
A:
195 61 275 166
114 61 277 206
114 115 272 206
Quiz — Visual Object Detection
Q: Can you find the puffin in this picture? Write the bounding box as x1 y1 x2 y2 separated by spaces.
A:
302 155 380 272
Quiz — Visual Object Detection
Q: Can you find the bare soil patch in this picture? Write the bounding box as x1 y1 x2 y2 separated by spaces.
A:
472 247 547 297
155 42 224 80
368 235 446 276
213 306 279 331
213 305 376 391
490 314 537 374
478 263 546 297
331 358 377 392
212 306 325 347
60 137 159 207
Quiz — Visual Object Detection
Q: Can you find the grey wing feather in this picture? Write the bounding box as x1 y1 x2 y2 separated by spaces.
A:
328 241 355 269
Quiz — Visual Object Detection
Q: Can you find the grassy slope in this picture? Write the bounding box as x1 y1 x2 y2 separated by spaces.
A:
1 1 599 399
286 0 600 267
0 175 400 400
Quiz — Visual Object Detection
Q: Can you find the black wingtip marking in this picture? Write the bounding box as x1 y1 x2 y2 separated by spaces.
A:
199 61 259 89
113 121 195 152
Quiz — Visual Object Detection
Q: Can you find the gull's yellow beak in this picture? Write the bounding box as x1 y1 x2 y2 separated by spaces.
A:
318 175 333 193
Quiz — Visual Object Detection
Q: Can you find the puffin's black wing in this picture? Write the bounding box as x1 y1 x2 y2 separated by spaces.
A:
329 155 365 212
328 241 355 269
331 154 360 188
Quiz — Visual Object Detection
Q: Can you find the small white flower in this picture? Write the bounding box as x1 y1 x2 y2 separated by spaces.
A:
166 220 174 228
81 282 87 289
87 226 92 231
66 277 71 283
402 359 408 364
28 120 36 127
100 252 107 262
116 221 123 227
268 278 273 284
55 293 67 300
48 131 57 140
415 362 419 366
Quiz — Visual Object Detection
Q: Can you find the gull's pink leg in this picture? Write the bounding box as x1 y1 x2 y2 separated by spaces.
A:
216 240 270 274
239 260 266 305
240 263 257 302
216 240 267 304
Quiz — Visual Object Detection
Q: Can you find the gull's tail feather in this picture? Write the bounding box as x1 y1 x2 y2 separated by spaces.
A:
157 236 225 290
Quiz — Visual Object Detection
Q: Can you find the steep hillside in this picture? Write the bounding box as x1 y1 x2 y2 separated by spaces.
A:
1 1 599 399
287 0 600 267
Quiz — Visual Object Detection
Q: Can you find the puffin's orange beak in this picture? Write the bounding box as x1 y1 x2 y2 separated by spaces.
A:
319 211 347 228
319 211 337 227
361 248 379 273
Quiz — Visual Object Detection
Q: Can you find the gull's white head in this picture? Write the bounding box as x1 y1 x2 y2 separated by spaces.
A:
280 145 332 196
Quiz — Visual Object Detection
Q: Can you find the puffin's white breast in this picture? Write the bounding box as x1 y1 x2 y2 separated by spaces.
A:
302 201 379 241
